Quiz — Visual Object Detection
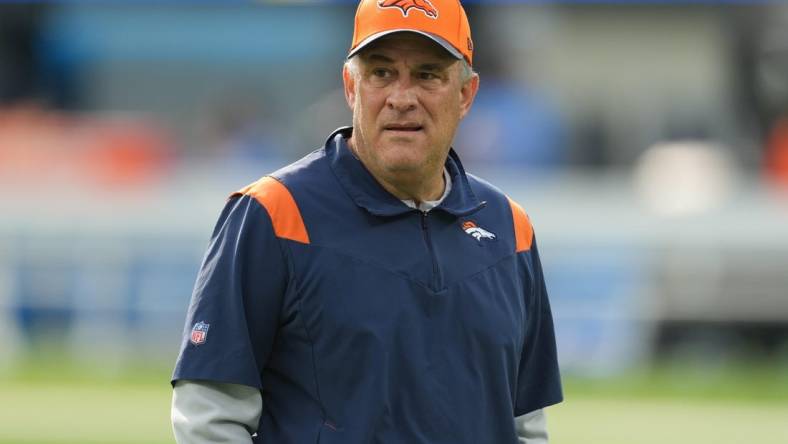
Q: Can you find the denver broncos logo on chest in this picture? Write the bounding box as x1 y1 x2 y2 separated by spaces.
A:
378 0 438 19
462 220 496 242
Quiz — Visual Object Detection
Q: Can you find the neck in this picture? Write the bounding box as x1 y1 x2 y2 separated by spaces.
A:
347 136 446 204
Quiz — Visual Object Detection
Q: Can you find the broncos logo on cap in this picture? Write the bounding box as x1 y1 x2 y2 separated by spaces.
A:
378 0 439 19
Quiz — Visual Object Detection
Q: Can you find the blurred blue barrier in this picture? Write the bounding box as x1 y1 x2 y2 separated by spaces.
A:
544 245 652 375
3 232 204 359
2 169 787 373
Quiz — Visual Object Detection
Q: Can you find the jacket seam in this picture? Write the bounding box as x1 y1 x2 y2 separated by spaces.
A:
305 242 523 293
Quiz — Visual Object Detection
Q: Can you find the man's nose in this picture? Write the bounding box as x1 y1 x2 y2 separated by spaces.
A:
386 78 417 113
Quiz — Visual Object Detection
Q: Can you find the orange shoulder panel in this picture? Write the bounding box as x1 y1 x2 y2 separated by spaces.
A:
507 196 533 253
232 176 310 244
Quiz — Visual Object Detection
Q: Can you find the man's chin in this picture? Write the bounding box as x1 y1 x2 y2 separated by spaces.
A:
375 154 426 174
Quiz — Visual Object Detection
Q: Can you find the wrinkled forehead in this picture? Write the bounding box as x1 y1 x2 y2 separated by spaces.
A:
356 32 458 66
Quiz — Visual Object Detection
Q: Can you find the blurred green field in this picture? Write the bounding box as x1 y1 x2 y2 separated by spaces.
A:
1 358 786 444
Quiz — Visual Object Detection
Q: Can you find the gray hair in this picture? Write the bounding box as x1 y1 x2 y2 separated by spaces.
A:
345 56 476 84
458 59 474 83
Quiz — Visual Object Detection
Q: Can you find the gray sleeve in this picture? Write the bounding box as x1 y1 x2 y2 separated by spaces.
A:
172 380 262 443
515 409 549 444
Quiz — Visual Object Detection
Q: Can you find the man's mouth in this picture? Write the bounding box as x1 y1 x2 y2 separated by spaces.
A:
383 123 423 132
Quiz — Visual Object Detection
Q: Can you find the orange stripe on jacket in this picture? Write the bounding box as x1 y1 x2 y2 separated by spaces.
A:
507 197 533 253
232 176 310 244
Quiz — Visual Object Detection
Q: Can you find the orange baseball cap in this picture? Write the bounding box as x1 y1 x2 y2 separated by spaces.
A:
348 0 474 65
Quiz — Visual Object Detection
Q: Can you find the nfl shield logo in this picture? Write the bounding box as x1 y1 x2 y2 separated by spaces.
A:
190 321 210 345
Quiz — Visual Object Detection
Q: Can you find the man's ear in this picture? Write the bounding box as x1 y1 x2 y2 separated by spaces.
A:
342 63 356 111
459 73 479 120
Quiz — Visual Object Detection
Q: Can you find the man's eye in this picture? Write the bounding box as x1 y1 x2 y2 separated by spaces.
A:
419 72 439 80
372 68 390 78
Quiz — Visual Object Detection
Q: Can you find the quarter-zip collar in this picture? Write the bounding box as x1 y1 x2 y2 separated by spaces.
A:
325 126 485 218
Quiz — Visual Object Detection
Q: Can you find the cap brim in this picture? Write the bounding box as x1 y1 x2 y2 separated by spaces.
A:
348 29 463 61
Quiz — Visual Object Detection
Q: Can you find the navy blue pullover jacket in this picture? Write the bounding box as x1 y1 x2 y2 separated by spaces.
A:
173 127 563 443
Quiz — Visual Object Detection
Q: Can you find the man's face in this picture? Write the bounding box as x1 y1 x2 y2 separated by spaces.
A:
343 33 478 185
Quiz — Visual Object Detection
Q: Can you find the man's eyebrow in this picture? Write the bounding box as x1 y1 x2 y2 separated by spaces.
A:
362 54 453 70
364 53 395 64
419 62 451 71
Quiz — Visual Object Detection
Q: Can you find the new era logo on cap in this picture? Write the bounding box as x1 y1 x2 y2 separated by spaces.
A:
378 0 438 19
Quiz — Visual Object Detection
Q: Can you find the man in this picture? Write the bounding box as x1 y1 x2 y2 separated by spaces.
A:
171 0 563 442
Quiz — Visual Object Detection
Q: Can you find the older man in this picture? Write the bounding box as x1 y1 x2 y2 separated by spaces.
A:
171 0 562 442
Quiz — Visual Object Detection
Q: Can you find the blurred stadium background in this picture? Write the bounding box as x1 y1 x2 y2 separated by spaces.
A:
1 1 788 443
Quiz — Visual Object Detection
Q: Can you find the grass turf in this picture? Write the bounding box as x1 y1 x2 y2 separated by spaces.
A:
1 358 786 444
